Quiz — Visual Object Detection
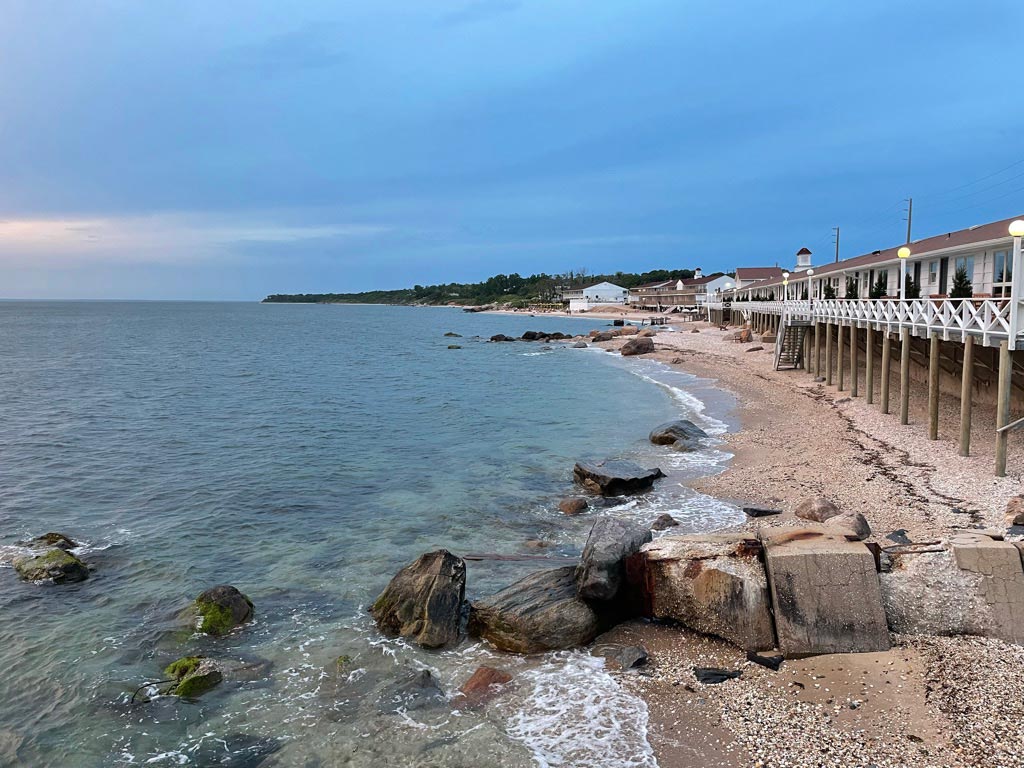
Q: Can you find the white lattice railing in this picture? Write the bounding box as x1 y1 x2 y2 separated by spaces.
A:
708 298 1022 349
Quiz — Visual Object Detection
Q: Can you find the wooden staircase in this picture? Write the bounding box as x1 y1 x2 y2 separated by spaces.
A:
774 320 813 370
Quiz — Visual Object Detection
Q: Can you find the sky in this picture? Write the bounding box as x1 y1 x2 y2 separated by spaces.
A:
2 0 1024 300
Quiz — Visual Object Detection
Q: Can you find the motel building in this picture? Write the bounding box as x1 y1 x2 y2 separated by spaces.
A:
706 213 1024 476
561 281 628 312
628 269 732 312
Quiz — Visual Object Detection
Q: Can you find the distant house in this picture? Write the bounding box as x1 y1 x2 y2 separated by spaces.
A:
566 281 628 311
629 269 729 311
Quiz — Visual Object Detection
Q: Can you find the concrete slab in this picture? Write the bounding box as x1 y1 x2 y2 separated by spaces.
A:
950 533 1024 644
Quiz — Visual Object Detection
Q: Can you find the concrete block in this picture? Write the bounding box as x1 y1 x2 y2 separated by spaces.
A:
762 529 890 657
950 533 1024 644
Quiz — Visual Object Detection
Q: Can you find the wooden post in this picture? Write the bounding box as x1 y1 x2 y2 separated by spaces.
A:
959 335 974 456
865 325 875 404
881 331 891 414
813 322 821 377
825 323 834 386
995 339 1012 476
837 322 846 390
900 328 911 425
928 333 940 440
850 324 859 397
804 327 812 371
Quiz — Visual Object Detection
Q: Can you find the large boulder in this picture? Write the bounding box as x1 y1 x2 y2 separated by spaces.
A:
490 334 515 342
1006 496 1024 527
370 550 466 648
592 331 616 342
620 337 654 356
762 528 889 656
826 512 871 541
618 325 639 336
468 567 602 653
633 534 775 651
575 518 652 602
573 460 664 497
192 585 254 636
794 496 842 523
13 549 88 583
648 420 708 451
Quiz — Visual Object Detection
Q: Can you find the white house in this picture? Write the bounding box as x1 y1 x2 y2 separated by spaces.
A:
568 281 628 312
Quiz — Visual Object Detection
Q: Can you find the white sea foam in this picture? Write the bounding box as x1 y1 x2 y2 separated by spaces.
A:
506 652 657 768
628 367 729 436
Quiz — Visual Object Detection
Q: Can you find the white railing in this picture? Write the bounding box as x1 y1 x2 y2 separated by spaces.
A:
721 297 1021 348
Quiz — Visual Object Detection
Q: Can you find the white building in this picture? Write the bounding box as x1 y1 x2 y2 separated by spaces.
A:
567 281 628 312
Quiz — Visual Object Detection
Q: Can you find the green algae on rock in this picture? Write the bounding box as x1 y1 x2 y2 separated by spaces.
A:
13 549 89 583
190 585 254 635
162 656 223 698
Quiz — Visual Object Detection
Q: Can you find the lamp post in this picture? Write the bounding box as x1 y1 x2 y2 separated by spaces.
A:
897 246 911 303
806 268 814 304
782 271 790 302
1009 220 1024 344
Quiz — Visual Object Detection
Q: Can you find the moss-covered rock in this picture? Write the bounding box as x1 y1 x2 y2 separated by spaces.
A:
30 532 79 551
161 656 223 698
191 585 254 635
13 549 89 583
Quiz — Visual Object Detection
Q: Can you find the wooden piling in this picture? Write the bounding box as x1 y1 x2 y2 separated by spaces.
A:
927 333 940 440
899 328 911 425
813 322 821 377
825 323 834 386
881 331 891 414
850 324 859 397
959 334 974 456
865 326 874 404
837 322 845 390
995 339 1012 476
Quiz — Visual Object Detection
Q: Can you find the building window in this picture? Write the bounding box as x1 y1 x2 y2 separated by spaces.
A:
994 250 1013 297
954 254 975 283
928 261 938 285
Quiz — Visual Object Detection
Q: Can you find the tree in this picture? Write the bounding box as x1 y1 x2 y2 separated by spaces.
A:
822 282 837 300
905 276 921 300
950 265 973 299
845 276 858 298
869 273 888 300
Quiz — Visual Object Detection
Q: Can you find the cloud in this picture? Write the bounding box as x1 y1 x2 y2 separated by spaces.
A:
0 213 388 266
439 0 521 27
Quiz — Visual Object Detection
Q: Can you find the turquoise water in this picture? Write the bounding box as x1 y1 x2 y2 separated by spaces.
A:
0 303 739 767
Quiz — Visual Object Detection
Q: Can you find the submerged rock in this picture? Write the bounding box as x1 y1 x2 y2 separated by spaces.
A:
370 550 466 648
456 666 513 708
795 496 842 523
571 341 588 348
558 497 588 516
648 420 708 451
444 332 462 338
575 518 652 602
573 459 664 496
489 334 516 342
468 566 602 653
192 585 254 636
651 513 679 530
620 337 654 356
377 668 446 714
162 656 223 697
13 549 89 583
28 532 79 551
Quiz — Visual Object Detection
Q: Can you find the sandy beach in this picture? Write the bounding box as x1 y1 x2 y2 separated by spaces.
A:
586 322 1024 768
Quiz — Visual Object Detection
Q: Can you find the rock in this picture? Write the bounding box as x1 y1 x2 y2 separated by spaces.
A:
447 345 462 349
669 357 684 364
638 329 657 337
1006 496 1024 527
13 549 89 583
620 337 654 356
886 529 912 545
694 667 741 684
162 656 223 697
370 550 466 649
573 459 664 496
377 668 446 714
524 539 551 549
193 585 254 636
745 345 764 352
618 325 639 336
743 504 782 518
814 376 826 383
827 512 871 541
690 328 700 334
762 528 890 656
28 532 78 551
738 328 753 342
648 420 708 451
576 518 652 602
456 666 513 708
794 496 842 523
572 341 588 348
633 534 775 651
651 513 679 531
521 331 542 341
489 334 515 342
444 332 462 337
186 734 281 768
592 331 616 342
746 650 784 671
559 497 588 516
613 645 648 669
468 566 603 653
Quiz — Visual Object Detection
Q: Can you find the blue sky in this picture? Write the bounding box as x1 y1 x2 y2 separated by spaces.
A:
2 0 1023 299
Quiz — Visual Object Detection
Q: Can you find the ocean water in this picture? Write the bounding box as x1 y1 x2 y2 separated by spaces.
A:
0 302 741 768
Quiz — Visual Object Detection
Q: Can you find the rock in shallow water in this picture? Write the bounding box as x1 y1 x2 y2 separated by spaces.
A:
27 532 79 551
575 518 652 602
468 566 602 654
620 337 654 356
377 668 446 714
193 585 254 636
648 420 708 451
162 656 223 697
558 497 588 516
573 459 664 496
13 549 89 583
651 513 679 530
456 666 513 708
370 550 466 648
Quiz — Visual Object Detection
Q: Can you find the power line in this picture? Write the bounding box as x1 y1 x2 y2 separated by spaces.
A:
918 155 1024 200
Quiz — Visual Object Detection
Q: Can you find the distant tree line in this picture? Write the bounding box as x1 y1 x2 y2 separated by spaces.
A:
262 268 704 307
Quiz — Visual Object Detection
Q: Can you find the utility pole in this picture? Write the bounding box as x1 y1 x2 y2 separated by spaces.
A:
832 226 840 263
904 197 913 243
